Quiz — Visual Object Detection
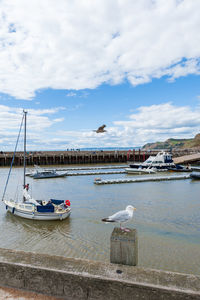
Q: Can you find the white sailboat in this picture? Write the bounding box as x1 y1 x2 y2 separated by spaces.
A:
2 110 71 221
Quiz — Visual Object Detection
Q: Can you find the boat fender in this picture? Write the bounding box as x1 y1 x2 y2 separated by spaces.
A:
12 207 15 214
6 205 8 210
65 200 70 207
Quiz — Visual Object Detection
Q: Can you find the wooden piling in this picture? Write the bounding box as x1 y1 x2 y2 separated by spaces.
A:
110 227 138 266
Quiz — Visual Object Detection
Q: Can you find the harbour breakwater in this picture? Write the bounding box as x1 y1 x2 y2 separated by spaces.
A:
0 149 199 167
0 150 153 167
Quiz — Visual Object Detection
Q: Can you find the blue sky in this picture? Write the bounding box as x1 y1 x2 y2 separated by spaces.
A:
0 0 200 150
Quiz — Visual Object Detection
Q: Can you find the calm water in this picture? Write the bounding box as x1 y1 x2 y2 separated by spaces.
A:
0 165 200 275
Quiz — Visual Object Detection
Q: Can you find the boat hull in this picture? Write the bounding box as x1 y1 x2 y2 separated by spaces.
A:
129 164 173 170
33 173 67 179
4 202 71 221
167 168 191 172
125 168 156 174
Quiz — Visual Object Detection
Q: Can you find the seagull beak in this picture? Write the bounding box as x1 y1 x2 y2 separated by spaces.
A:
133 207 136 211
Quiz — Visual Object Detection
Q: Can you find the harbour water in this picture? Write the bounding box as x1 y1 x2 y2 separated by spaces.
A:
0 164 200 276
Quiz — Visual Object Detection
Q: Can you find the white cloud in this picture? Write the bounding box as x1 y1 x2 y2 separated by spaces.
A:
0 105 65 150
57 103 200 148
115 103 200 130
0 0 200 99
0 103 200 150
66 92 77 97
53 118 64 123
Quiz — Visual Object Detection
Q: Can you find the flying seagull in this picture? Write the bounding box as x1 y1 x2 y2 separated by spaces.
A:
101 205 136 232
93 124 107 133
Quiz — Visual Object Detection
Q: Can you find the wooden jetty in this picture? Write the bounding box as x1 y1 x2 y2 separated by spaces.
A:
94 174 190 184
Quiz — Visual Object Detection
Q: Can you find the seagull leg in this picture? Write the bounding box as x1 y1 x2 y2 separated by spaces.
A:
120 223 124 231
120 223 130 232
120 224 130 232
123 228 130 232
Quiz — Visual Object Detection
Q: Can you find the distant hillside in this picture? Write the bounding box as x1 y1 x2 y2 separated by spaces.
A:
142 134 200 150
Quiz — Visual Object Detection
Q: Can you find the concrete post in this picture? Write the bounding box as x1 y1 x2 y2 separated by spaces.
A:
110 227 138 266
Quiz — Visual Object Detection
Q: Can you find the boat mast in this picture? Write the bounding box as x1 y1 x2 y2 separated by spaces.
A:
23 110 27 188
2 112 25 202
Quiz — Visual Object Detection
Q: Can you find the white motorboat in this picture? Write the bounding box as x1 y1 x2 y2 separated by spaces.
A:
26 164 41 176
33 169 68 179
127 151 175 172
26 165 68 179
2 110 71 221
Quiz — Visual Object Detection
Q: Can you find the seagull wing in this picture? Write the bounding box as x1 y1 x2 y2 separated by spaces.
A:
108 210 130 223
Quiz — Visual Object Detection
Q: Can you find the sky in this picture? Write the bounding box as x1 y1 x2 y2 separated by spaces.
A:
0 0 200 150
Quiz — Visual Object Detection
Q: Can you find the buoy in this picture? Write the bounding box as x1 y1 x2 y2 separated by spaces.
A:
65 200 70 206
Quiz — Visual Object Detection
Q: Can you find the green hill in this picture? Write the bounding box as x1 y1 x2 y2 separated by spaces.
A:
142 134 200 150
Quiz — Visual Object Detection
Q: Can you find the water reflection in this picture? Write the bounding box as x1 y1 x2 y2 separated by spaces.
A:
3 212 72 255
4 212 72 235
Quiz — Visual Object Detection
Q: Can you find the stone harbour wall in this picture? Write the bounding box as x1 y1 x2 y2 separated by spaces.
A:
0 248 200 299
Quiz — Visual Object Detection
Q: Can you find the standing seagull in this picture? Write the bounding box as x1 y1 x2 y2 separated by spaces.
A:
102 205 136 232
